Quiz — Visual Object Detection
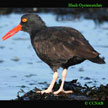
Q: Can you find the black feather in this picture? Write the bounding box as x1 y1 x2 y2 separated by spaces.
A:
20 14 105 71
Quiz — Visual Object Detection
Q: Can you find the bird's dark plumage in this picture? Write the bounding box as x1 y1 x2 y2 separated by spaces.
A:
31 26 105 71
19 13 105 72
2 13 105 94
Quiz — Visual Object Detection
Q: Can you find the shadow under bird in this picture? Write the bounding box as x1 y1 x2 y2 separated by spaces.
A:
2 14 105 95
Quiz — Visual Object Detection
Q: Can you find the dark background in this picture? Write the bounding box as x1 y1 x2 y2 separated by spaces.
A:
0 0 107 7
0 8 108 25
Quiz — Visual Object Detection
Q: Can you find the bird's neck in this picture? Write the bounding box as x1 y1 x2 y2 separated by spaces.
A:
30 26 46 35
29 26 46 41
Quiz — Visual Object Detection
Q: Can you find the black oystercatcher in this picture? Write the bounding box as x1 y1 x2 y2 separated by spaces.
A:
2 14 105 95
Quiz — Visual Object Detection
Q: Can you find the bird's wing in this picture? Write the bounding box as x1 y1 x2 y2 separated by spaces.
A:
33 27 99 62
61 27 99 59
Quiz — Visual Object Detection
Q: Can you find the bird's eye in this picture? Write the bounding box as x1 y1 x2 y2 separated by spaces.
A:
22 18 27 23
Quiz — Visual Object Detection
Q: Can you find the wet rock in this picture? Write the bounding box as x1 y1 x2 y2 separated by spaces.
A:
27 62 33 64
84 77 91 80
86 81 92 84
80 76 83 79
0 46 5 49
0 60 4 63
79 67 84 72
102 78 105 80
24 74 36 78
15 80 108 100
11 57 20 62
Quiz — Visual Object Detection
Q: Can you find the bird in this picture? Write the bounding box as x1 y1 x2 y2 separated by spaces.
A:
2 13 105 95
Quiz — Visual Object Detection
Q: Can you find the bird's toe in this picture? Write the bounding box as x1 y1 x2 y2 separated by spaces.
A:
36 89 52 94
53 89 73 95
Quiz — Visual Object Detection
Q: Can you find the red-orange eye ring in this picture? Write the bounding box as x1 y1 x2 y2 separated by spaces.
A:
22 18 27 23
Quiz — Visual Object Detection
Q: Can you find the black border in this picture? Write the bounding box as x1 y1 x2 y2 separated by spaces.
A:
0 0 107 7
0 0 108 107
0 100 107 107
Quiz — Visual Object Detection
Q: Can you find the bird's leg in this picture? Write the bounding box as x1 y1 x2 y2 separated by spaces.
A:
53 69 73 95
37 72 58 94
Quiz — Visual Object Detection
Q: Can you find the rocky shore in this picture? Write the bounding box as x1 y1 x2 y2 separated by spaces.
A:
15 79 108 100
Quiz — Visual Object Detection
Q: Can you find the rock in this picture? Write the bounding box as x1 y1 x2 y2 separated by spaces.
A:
15 80 108 100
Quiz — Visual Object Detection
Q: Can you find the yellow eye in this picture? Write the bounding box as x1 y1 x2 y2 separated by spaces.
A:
22 18 27 23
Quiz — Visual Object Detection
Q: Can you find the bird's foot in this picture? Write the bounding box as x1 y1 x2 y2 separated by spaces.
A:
53 89 73 95
36 89 52 94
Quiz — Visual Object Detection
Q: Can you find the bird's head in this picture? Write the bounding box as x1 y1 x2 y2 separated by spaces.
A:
2 13 46 40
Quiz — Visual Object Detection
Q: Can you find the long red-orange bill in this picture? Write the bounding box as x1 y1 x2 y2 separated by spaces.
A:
2 24 22 40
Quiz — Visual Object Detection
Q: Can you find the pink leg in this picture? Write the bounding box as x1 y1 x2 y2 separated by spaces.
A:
37 72 58 94
53 69 73 95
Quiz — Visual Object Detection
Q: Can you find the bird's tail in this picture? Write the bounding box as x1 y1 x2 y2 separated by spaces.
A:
89 56 106 64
